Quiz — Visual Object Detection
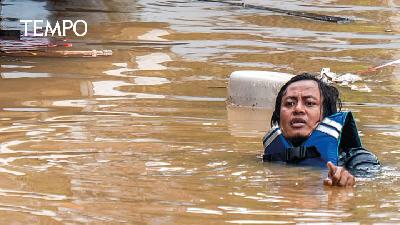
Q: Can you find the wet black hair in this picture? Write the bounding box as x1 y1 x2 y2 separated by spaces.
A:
271 73 342 126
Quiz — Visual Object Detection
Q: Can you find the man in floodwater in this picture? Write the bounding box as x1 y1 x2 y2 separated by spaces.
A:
262 73 380 187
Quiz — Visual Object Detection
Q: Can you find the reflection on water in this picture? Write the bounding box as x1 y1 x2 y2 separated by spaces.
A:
227 105 271 137
1 0 400 224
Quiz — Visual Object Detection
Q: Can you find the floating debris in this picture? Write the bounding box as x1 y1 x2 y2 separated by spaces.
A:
1 31 111 58
0 30 21 40
356 58 400 75
332 72 362 83
0 32 73 55
199 0 352 23
374 59 400 69
1 49 113 57
55 49 112 57
350 84 372 92
1 34 111 58
320 68 371 92
320 67 337 80
320 68 362 84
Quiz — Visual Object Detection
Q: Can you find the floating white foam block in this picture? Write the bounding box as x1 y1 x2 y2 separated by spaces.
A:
227 71 294 108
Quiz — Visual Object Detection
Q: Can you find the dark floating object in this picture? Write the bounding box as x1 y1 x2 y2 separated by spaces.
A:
0 30 21 40
199 0 352 24
48 8 131 14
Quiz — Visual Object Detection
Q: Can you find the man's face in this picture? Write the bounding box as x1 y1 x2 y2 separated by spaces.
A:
279 80 322 140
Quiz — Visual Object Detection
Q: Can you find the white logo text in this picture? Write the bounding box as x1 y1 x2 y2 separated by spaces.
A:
20 20 88 37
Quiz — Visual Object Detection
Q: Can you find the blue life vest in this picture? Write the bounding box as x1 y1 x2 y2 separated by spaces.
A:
263 111 362 167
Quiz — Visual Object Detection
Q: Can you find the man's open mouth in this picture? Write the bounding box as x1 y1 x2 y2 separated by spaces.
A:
290 118 307 128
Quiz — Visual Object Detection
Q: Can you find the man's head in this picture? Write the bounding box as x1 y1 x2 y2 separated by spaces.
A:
271 73 341 143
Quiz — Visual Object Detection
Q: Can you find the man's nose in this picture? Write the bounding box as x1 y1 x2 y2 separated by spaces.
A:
294 102 305 114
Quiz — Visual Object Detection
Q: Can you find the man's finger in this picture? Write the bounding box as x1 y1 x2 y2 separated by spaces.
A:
323 177 333 186
338 170 349 186
326 161 336 177
327 161 336 172
332 166 343 186
346 175 355 187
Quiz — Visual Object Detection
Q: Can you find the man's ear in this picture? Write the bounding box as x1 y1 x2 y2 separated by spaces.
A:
319 100 324 122
314 110 323 127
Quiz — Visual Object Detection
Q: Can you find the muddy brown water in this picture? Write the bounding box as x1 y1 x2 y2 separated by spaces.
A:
1 0 400 224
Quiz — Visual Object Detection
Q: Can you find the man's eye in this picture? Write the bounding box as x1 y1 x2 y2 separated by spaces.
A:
306 101 316 106
285 101 295 107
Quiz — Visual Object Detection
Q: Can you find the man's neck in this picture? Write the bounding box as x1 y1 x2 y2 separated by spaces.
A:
289 137 307 147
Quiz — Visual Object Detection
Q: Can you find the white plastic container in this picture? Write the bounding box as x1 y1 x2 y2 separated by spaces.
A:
227 70 294 108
